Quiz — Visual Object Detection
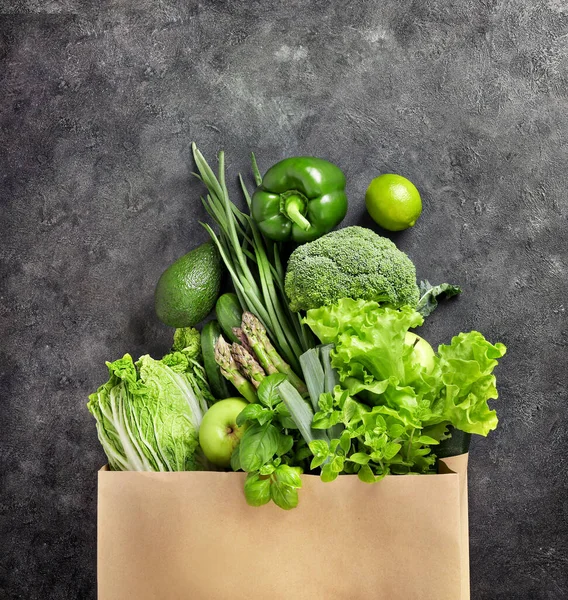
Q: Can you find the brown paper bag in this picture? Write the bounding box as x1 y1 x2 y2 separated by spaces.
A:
98 453 469 600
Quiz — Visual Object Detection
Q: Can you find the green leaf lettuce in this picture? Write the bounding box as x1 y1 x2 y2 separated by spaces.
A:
305 298 506 441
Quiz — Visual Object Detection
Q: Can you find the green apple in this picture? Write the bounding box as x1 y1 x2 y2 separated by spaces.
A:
199 398 249 467
405 332 436 373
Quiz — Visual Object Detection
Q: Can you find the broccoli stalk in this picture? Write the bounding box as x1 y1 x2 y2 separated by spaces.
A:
241 312 307 395
214 336 257 403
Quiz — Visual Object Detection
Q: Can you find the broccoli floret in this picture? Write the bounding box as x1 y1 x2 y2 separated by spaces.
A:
284 226 419 312
172 327 201 359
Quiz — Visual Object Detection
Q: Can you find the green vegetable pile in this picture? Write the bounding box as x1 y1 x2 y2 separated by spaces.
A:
88 143 506 511
303 299 505 481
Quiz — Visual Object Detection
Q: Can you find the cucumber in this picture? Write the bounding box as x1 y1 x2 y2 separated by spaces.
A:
216 293 243 344
201 320 230 400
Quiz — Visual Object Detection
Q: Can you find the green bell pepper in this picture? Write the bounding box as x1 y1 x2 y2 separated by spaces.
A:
251 157 348 243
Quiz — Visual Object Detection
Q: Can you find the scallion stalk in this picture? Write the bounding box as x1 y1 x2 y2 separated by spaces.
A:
320 344 339 394
278 380 329 447
299 348 325 412
192 142 308 374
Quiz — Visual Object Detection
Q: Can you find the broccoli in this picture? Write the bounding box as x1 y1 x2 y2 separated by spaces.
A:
284 226 419 312
172 327 201 359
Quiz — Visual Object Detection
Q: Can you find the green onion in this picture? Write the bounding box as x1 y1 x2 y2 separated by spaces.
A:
192 143 313 374
277 380 329 446
299 348 325 412
320 344 339 393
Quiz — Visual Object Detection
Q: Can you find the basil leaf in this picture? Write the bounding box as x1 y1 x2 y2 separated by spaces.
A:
274 403 298 429
259 463 276 476
230 446 242 471
257 409 275 426
274 402 290 417
239 423 280 472
244 472 271 507
236 404 265 427
270 481 299 510
258 373 287 408
275 464 302 488
276 433 294 457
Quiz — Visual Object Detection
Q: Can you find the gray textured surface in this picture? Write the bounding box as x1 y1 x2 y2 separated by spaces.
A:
1 1 567 598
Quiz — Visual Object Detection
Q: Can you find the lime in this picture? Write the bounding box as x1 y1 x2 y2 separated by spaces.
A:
365 174 422 231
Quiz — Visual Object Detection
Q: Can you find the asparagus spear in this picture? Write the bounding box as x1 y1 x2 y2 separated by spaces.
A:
241 312 308 395
231 343 266 389
214 336 257 403
232 327 255 357
239 313 278 375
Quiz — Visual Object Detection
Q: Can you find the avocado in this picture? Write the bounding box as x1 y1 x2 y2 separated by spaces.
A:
154 241 222 327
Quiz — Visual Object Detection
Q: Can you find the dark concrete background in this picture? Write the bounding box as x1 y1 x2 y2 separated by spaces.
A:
1 1 567 598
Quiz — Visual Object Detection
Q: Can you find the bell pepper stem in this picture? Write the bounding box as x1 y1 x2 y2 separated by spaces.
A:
284 196 311 231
